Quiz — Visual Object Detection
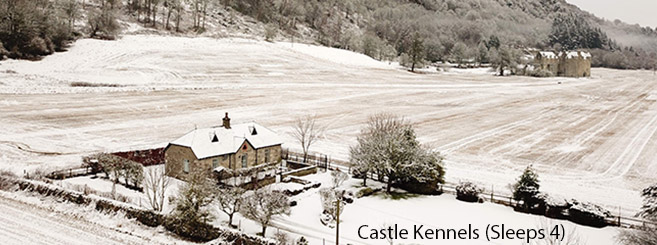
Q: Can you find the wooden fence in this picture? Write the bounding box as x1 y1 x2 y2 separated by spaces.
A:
46 165 95 180
282 148 332 169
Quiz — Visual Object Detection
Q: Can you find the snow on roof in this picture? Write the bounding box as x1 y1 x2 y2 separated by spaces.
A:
170 122 283 159
538 51 591 60
563 51 592 59
538 51 558 59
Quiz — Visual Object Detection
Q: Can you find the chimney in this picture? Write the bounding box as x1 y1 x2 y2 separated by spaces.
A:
222 112 231 129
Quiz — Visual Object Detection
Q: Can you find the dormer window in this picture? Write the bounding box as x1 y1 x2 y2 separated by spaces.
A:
249 125 258 135
210 131 219 142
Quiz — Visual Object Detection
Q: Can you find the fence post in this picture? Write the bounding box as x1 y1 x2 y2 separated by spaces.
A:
618 206 621 226
491 185 494 202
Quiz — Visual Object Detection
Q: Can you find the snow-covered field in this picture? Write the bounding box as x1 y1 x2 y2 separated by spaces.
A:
1 34 656 221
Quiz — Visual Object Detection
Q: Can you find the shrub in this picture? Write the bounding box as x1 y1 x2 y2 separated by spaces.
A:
296 236 309 245
567 200 611 228
164 216 220 242
264 23 277 42
529 68 553 77
357 187 376 198
455 182 483 202
24 37 53 57
0 170 18 191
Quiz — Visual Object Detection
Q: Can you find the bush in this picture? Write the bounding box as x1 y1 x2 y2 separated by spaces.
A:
0 170 18 191
0 42 8 59
24 37 53 57
264 23 277 42
567 200 611 228
529 68 553 77
456 182 483 202
356 187 376 198
164 216 220 242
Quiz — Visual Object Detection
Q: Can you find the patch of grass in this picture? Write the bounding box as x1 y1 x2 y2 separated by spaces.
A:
70 82 123 87
375 191 420 200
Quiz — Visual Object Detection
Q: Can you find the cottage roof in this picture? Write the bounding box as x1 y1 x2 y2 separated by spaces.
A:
563 51 591 59
170 122 283 159
538 51 558 59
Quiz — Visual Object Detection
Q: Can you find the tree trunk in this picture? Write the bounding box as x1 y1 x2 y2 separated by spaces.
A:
261 225 267 236
362 175 367 186
228 213 234 226
386 177 392 193
166 8 172 30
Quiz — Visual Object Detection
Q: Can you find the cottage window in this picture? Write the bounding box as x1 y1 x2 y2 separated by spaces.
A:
265 149 270 163
183 159 190 173
212 159 219 168
241 154 248 168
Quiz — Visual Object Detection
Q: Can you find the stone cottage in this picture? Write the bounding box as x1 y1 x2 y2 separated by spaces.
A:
534 51 591 77
164 113 283 180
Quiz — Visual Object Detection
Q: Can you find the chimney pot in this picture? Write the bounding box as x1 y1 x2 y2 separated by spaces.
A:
223 112 231 129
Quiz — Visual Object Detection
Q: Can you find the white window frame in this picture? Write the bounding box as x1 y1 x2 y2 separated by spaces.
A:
183 159 190 173
212 158 219 169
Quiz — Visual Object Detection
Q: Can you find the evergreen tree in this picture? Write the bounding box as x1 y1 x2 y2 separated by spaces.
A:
639 183 657 219
512 165 540 210
549 13 609 50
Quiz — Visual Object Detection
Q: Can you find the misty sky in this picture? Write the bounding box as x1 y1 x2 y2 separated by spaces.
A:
566 0 657 28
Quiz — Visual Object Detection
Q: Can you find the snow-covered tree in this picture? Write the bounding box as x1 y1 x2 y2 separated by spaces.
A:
214 186 245 227
349 113 445 193
456 181 483 202
618 183 657 244
166 169 215 234
319 187 345 225
639 183 657 219
513 165 540 210
242 188 290 236
143 167 170 212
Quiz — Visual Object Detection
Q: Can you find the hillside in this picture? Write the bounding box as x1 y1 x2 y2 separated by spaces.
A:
224 0 657 69
1 0 655 70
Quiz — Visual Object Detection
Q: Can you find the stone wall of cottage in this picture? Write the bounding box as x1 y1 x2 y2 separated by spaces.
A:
164 144 199 180
560 57 591 77
165 143 282 180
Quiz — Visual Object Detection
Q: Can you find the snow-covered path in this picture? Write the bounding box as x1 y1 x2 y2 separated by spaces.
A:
0 194 155 245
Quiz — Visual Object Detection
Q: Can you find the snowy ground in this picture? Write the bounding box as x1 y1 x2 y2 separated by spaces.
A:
0 34 656 220
213 171 619 245
0 190 193 245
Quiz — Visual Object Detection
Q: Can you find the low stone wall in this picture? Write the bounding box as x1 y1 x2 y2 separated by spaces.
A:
281 165 317 179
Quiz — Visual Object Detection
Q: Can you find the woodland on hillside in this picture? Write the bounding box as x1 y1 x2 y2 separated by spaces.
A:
1 0 656 70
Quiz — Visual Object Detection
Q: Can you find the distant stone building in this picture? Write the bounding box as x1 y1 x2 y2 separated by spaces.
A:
534 51 591 77
164 113 283 180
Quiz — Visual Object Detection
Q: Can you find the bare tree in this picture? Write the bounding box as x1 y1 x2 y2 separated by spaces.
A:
292 115 323 162
331 170 348 189
241 187 290 236
532 218 584 245
143 167 171 212
214 186 245 227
